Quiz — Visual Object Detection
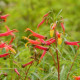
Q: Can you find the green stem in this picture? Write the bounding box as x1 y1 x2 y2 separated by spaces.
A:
9 54 14 80
66 52 79 80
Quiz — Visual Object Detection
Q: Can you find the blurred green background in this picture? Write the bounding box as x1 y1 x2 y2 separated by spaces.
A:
0 0 80 41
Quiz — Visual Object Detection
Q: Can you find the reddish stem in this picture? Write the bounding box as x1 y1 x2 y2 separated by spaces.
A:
49 48 58 70
54 27 60 80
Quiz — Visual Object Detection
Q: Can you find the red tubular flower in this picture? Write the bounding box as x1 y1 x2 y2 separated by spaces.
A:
1 25 18 37
45 38 56 45
0 14 10 22
73 76 80 80
37 19 45 28
43 13 49 18
9 37 14 45
0 53 9 58
0 42 16 53
0 26 18 37
25 28 47 39
14 68 20 76
65 41 79 49
22 61 33 68
39 38 55 45
40 50 47 59
39 39 45 44
34 45 49 51
60 23 65 34
0 43 5 48
0 14 9 19
23 36 41 45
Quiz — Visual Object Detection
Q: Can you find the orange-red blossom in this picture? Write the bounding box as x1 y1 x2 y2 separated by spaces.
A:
65 41 80 49
0 42 16 53
23 36 41 46
0 14 10 22
0 53 9 58
0 26 18 37
25 28 47 39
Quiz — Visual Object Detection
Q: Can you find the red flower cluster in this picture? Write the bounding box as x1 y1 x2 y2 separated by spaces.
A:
0 14 18 58
0 14 9 22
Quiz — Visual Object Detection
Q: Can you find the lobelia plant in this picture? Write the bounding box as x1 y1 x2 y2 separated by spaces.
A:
0 10 80 80
22 10 80 80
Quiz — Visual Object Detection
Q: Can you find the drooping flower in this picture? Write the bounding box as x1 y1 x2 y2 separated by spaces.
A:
0 42 5 48
9 37 14 45
40 50 47 59
60 18 65 34
0 14 10 22
14 68 20 76
0 26 18 37
25 28 47 39
23 36 41 46
39 38 55 45
73 76 80 80
34 45 49 51
0 53 9 58
65 41 79 49
0 42 16 53
22 61 33 68
60 22 65 34
43 12 49 18
37 19 45 28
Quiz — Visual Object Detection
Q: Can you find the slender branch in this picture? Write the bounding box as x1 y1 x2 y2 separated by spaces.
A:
54 27 60 80
66 52 79 80
49 48 58 70
24 62 33 80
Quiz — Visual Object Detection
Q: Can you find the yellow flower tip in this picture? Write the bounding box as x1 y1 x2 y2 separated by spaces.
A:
39 60 41 63
24 29 28 32
25 42 29 47
28 34 32 38
73 76 77 78
58 38 62 45
50 29 54 37
13 50 16 54
25 28 31 32
10 48 16 54
22 36 26 40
